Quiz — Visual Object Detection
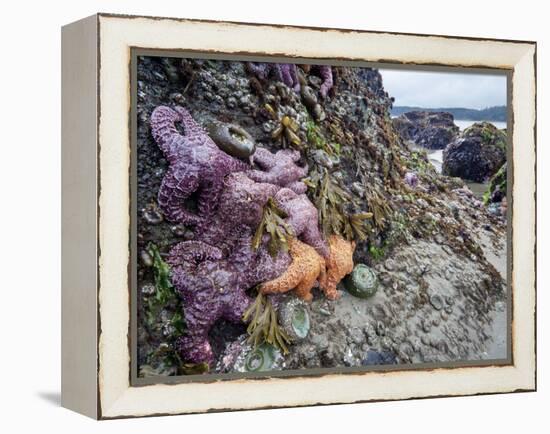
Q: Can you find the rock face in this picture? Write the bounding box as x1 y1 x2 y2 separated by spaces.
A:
484 162 507 204
443 122 507 182
135 56 508 377
392 111 459 150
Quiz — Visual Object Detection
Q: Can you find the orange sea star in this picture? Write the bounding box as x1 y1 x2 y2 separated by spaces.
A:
259 238 326 302
319 235 356 300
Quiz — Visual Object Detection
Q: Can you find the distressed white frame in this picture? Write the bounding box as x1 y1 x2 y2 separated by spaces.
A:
64 13 537 419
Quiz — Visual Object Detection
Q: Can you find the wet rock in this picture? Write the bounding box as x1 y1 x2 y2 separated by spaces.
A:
393 111 459 150
484 162 507 204
362 350 397 366
443 122 506 182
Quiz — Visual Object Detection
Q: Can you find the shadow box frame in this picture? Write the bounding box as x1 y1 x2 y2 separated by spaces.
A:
61 13 536 419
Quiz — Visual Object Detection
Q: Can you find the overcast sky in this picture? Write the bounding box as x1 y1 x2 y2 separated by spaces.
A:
378 68 507 109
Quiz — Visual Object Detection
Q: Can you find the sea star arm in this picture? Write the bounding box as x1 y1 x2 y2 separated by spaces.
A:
301 225 330 258
172 106 207 138
288 64 301 92
168 240 223 265
150 106 184 159
157 166 202 225
151 106 207 161
279 64 301 92
287 181 308 194
278 149 302 163
222 290 253 323
247 62 270 79
259 259 303 295
318 65 334 98
251 147 277 170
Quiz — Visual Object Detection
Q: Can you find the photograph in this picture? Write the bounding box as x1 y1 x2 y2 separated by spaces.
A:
133 55 510 379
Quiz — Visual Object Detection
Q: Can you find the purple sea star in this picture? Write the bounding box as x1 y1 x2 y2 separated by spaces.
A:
199 172 281 253
247 62 301 92
247 148 308 194
150 106 248 226
275 188 329 257
168 236 290 366
312 65 334 98
149 107 333 366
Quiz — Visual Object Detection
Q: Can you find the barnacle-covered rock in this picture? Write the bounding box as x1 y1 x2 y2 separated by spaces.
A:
344 264 379 299
483 162 507 204
443 122 506 182
393 111 459 150
206 120 256 159
404 172 419 188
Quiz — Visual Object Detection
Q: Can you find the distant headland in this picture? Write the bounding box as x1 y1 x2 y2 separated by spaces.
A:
391 105 507 122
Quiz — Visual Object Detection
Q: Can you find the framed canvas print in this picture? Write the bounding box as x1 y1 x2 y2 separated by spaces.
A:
61 13 536 419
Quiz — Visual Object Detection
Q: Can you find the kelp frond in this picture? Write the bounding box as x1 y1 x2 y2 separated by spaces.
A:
272 115 302 148
243 292 292 354
252 198 294 257
307 168 373 241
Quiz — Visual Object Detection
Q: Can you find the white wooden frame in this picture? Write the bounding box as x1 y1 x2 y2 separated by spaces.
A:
61 13 536 419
